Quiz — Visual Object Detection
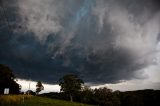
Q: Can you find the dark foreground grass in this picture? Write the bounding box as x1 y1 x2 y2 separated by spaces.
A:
18 96 94 106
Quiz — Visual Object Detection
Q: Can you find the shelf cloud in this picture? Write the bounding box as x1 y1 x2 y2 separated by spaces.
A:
0 0 160 86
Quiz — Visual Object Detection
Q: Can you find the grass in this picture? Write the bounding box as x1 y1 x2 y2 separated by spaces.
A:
0 95 32 106
18 96 93 106
0 95 93 106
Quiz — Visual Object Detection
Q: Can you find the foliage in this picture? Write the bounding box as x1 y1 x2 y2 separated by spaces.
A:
119 89 160 106
41 87 160 106
40 92 70 101
36 81 44 94
0 64 21 94
74 87 120 106
93 87 120 106
26 90 36 95
80 86 95 103
59 74 84 102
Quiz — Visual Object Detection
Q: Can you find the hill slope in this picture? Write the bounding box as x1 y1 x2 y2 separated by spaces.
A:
18 96 93 106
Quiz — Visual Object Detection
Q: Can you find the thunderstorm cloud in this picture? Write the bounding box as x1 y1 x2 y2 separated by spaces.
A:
0 0 160 85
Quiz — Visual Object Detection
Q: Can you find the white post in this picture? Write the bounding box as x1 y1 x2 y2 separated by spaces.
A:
4 88 9 95
28 80 31 95
29 82 30 90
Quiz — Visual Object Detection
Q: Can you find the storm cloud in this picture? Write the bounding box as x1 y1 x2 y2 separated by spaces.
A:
0 0 160 85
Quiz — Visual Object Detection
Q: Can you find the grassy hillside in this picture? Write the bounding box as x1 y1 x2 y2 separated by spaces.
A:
19 96 93 106
0 95 93 106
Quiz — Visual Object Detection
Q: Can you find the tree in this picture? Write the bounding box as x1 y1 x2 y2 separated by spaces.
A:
59 74 84 102
80 86 94 103
93 87 120 106
26 90 36 95
36 81 44 94
0 64 21 94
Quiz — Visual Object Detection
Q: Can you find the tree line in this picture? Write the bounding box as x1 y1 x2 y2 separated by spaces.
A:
41 76 160 106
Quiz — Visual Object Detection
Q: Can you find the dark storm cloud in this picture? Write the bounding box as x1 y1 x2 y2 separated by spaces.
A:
0 0 160 84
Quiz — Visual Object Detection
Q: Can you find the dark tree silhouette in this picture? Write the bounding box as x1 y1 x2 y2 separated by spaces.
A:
26 90 36 95
59 74 84 102
0 64 21 94
93 87 120 106
36 81 44 94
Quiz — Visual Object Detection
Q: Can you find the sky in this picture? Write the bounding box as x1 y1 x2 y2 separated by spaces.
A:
0 0 160 92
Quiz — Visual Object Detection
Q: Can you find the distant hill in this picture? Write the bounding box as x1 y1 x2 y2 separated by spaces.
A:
119 89 160 106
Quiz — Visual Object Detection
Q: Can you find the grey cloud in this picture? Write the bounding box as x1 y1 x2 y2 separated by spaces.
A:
0 0 160 85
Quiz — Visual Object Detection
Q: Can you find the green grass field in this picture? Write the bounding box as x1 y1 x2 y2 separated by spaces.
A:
19 96 93 106
0 95 93 106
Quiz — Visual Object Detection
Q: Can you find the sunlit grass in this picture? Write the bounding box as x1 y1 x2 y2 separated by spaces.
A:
18 96 93 106
0 95 32 106
0 95 93 106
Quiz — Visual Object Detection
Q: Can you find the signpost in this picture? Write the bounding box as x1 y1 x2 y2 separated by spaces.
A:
4 88 9 94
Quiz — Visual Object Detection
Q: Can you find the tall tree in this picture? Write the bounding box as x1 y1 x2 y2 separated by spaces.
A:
59 74 84 102
36 81 44 94
94 87 120 106
0 64 21 94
